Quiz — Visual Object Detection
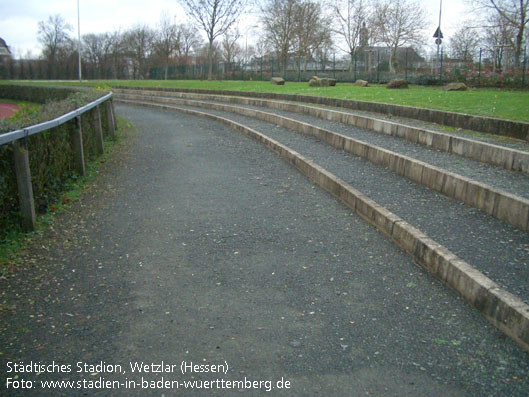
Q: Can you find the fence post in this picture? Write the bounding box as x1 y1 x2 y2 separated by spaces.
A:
297 56 300 81
111 100 117 130
377 51 380 83
13 137 36 230
439 47 443 85
105 100 116 137
333 53 336 79
522 47 526 90
260 57 263 81
71 116 86 177
271 57 274 76
478 48 482 89
93 105 104 154
405 47 409 81
354 52 357 82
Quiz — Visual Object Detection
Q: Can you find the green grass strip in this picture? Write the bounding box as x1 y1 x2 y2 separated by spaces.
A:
4 80 528 122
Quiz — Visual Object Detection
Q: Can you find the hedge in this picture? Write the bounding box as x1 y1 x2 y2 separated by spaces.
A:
0 85 113 239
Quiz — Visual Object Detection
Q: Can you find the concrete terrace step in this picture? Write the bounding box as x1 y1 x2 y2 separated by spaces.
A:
116 92 529 233
114 85 529 141
113 88 529 155
115 98 529 354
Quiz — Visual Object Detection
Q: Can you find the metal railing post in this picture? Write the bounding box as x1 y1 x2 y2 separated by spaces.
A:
13 137 36 230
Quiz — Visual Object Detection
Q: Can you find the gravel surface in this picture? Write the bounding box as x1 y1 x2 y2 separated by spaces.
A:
302 102 529 152
193 99 529 200
1 104 528 396
164 102 529 306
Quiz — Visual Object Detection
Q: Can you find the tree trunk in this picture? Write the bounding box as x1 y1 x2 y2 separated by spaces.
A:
389 46 397 73
515 29 524 68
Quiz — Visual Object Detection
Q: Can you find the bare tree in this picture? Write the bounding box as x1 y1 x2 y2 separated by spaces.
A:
178 23 202 59
449 25 482 63
261 0 299 74
154 12 180 80
331 0 371 71
124 25 154 79
293 0 332 69
371 0 427 73
221 28 242 71
484 12 518 71
179 0 246 80
106 30 128 79
82 33 121 78
37 14 73 78
472 0 529 67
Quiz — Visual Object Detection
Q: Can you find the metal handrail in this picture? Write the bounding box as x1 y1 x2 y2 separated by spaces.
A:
0 92 113 146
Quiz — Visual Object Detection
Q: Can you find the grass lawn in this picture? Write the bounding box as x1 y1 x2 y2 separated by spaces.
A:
4 79 529 122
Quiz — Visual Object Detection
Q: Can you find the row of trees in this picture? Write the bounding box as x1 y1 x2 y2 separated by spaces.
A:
450 0 529 71
3 0 528 80
32 13 206 80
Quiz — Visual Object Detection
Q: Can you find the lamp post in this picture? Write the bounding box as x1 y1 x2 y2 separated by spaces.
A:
77 0 82 82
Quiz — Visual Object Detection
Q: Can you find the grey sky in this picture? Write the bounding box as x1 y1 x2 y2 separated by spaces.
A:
1 0 471 58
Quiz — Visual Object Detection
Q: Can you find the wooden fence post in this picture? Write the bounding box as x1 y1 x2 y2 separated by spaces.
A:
71 116 86 176
93 105 104 154
105 100 116 137
13 138 36 230
111 100 117 130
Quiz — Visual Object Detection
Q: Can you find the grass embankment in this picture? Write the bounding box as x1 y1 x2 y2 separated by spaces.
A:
0 116 133 267
0 99 40 107
4 80 528 122
109 81 529 123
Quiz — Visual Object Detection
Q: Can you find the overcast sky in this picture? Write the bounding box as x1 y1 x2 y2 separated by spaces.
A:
1 0 472 58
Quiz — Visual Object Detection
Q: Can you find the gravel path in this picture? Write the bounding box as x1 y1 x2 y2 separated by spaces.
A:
192 99 529 200
161 102 529 306
1 104 528 396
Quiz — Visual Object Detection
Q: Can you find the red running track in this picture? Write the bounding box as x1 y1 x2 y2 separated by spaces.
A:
0 103 20 119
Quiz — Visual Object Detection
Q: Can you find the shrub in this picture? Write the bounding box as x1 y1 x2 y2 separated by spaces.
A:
0 86 112 239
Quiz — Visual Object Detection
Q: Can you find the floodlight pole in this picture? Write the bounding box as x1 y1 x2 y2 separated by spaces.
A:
77 0 82 82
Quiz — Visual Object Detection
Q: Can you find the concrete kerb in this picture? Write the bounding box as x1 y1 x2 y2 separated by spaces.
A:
116 92 529 232
113 88 529 175
116 98 529 353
